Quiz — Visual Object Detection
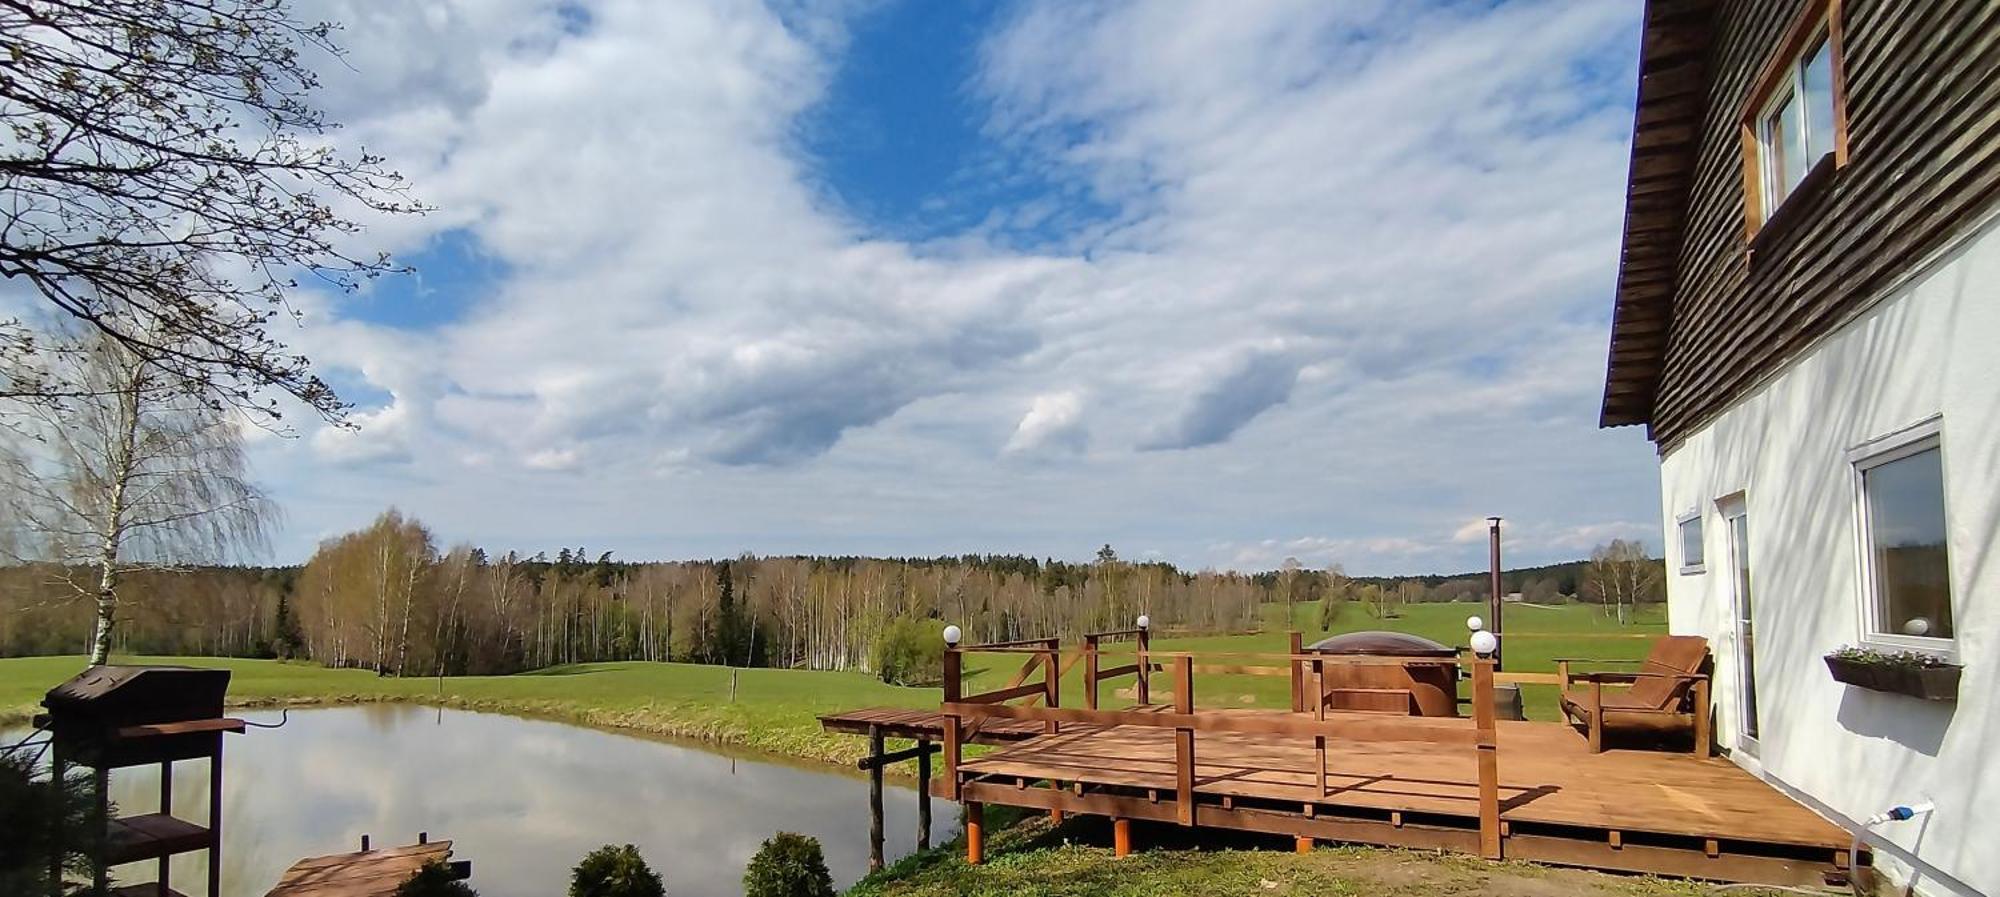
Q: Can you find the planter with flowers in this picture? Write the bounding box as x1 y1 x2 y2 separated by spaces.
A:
1824 646 1960 701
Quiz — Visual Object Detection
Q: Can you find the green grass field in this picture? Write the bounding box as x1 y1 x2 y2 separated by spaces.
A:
0 600 1663 766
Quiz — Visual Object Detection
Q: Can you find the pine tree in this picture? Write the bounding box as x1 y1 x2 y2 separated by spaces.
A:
272 592 305 660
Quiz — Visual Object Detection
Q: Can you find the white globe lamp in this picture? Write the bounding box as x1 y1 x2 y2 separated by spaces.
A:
1470 630 1498 658
942 625 962 647
1136 615 1151 631
1466 616 1484 633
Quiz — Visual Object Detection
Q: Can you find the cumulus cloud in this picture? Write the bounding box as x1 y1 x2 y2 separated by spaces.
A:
242 0 1662 573
1004 391 1087 456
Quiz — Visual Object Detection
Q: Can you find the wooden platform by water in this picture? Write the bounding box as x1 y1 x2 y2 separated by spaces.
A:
265 841 456 897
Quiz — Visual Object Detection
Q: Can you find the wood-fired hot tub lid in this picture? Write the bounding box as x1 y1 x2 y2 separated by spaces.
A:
1304 631 1457 657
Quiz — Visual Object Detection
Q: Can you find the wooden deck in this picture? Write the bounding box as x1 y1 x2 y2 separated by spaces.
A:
909 636 1863 886
265 841 457 897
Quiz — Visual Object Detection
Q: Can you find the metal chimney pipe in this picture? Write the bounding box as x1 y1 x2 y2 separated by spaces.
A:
1487 517 1504 670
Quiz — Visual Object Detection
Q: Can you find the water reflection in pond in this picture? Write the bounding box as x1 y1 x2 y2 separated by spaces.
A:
73 706 957 897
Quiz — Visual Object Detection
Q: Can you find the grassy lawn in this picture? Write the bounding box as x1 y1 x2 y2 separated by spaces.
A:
0 654 940 765
0 600 1664 765
845 813 1751 897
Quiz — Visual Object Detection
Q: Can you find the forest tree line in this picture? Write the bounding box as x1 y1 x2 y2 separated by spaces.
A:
0 509 1664 675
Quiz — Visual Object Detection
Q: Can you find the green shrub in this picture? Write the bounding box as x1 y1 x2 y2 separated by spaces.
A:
394 861 478 897
0 749 94 897
568 844 665 897
743 832 834 897
870 617 943 686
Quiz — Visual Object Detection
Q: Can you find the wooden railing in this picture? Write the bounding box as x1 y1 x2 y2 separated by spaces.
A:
942 640 1505 859
1080 626 1150 709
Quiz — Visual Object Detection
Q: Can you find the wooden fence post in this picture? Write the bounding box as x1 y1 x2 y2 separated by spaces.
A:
1084 635 1100 710
1473 657 1502 860
1044 644 1061 735
1313 658 1327 799
1289 631 1305 713
1136 627 1151 705
1174 655 1195 825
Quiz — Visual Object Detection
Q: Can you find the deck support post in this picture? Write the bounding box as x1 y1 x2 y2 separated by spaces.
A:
965 802 984 865
867 725 885 872
1473 658 1503 860
916 739 932 851
1313 658 1328 798
1174 656 1196 825
1294 836 1313 854
1112 818 1132 858
944 648 963 800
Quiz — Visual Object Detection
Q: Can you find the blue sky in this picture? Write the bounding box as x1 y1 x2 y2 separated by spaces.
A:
256 0 1660 574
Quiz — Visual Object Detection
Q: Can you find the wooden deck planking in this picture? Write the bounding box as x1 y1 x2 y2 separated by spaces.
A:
265 842 453 897
955 718 1847 849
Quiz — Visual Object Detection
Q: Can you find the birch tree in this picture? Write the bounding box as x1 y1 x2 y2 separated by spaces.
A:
0 330 270 662
0 0 425 420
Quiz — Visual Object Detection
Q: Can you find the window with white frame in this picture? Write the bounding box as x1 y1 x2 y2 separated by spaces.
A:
1852 421 1954 649
1756 30 1837 214
1677 512 1705 574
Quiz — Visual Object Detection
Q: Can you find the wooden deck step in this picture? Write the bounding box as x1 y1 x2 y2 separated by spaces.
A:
105 813 210 865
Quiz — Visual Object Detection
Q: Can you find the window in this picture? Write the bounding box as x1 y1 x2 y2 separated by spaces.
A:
1677 512 1705 575
1740 2 1847 237
1851 421 1954 650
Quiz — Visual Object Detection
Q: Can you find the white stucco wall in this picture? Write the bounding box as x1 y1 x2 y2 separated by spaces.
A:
1657 214 1999 897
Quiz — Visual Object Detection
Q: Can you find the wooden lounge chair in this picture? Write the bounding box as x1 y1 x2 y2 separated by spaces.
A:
1558 635 1713 757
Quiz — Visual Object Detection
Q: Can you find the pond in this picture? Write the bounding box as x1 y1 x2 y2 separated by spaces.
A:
31 706 958 897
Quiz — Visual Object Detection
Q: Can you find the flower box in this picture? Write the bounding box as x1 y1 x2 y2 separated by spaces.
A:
1824 649 1960 701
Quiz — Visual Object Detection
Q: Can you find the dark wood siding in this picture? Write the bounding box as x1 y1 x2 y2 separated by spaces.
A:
1645 0 2000 449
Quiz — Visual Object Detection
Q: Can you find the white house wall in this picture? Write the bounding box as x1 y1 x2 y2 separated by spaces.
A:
1657 216 1999 897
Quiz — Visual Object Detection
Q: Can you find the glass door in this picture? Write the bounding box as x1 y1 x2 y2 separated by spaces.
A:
1721 498 1758 752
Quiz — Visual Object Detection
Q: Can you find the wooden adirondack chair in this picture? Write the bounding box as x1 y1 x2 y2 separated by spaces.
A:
1558 635 1713 757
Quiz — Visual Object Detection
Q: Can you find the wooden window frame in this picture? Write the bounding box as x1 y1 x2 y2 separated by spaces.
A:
1738 0 1850 241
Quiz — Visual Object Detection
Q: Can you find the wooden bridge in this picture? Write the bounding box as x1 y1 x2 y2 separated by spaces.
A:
824 629 1862 887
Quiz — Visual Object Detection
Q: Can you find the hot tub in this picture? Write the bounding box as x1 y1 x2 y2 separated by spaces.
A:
1303 631 1461 717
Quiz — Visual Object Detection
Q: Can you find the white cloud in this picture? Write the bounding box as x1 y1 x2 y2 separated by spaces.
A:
1004 391 1086 456
240 0 1662 573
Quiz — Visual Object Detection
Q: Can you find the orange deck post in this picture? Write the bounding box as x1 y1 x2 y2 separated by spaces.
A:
1295 836 1313 854
966 802 984 865
1113 817 1133 858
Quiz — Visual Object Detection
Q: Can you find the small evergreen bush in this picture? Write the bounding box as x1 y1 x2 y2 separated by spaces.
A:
568 844 665 897
743 832 834 897
393 861 478 897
